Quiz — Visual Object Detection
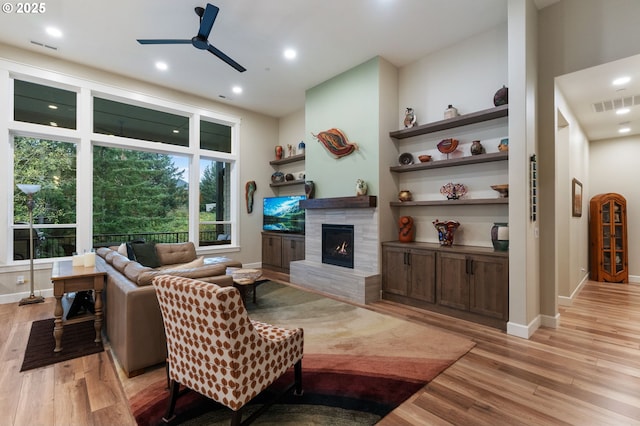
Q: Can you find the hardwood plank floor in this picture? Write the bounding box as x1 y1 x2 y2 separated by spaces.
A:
2 275 639 425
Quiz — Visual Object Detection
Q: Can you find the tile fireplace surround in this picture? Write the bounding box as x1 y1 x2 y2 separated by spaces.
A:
290 196 380 304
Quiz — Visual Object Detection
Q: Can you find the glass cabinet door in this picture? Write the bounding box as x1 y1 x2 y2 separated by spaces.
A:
601 203 611 274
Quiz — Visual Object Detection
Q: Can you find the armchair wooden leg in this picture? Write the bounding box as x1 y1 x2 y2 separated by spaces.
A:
294 359 303 396
230 408 243 426
161 380 180 424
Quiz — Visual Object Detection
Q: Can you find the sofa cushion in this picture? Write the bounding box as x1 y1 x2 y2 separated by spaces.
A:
104 250 119 264
123 261 153 284
111 253 132 273
155 242 197 266
137 263 228 287
130 242 161 268
157 256 205 271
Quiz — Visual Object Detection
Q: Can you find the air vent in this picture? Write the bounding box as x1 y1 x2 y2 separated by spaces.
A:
30 40 58 51
592 95 640 112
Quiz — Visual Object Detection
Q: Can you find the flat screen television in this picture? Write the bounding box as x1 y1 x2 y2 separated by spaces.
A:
262 195 306 233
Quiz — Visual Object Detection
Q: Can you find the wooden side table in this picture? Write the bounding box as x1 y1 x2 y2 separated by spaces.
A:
51 260 106 352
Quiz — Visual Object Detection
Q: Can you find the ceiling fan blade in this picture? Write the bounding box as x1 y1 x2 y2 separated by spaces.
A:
197 4 219 40
206 44 246 72
137 39 192 45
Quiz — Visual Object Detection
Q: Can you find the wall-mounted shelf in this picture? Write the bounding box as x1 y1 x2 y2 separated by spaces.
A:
391 198 508 207
390 151 508 173
389 104 508 140
269 153 305 166
300 195 377 209
269 180 305 188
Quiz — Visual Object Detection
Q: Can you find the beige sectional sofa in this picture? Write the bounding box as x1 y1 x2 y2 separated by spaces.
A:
96 242 242 377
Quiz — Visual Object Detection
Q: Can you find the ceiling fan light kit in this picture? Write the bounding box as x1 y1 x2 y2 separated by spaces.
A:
137 3 246 73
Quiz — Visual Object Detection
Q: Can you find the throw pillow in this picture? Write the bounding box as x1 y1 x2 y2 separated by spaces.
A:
130 242 161 268
117 243 128 257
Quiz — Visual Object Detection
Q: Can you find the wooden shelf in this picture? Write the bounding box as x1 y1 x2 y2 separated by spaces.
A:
300 195 377 209
390 151 508 173
390 198 508 207
269 180 305 188
269 153 305 166
389 104 508 140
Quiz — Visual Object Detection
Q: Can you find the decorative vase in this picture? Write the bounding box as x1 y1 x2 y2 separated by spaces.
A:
433 219 460 246
298 141 306 155
444 104 459 119
491 222 509 251
493 85 509 106
398 216 415 242
470 140 484 155
355 179 368 196
304 180 315 199
271 171 284 183
398 190 413 202
275 145 283 160
498 138 509 152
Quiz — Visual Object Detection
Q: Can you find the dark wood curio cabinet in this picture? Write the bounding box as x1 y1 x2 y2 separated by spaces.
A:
589 193 628 283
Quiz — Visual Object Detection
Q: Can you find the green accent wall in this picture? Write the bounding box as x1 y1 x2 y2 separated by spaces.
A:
305 57 381 198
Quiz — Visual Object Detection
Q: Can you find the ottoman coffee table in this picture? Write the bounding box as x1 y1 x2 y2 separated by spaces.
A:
226 267 262 304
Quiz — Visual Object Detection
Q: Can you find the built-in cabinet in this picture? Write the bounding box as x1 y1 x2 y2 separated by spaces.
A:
382 242 508 329
589 193 628 283
262 232 305 273
383 105 509 329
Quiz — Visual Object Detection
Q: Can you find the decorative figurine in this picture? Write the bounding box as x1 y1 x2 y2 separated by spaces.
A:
403 107 417 128
298 141 306 155
287 144 295 157
498 138 509 152
355 179 368 196
245 181 256 213
304 180 315 199
275 145 283 160
398 216 415 242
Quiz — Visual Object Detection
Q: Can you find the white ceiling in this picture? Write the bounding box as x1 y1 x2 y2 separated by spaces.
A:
1 0 634 142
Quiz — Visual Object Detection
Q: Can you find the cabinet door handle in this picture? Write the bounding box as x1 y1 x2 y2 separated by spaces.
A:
469 259 474 275
407 252 411 266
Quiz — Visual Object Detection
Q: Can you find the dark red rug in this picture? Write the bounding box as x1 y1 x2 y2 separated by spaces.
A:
21 318 104 372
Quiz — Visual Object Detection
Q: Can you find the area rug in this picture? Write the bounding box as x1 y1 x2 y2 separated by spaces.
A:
21 318 104 372
129 281 475 425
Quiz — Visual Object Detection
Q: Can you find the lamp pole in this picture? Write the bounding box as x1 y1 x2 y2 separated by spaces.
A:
17 184 45 305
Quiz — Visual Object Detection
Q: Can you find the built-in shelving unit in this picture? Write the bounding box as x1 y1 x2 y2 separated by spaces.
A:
390 151 507 173
389 104 508 140
390 198 507 207
269 153 305 188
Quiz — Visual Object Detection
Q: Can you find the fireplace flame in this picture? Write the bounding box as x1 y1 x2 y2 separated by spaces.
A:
335 241 349 255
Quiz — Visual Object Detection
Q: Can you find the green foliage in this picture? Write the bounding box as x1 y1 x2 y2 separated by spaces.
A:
13 137 77 224
93 146 188 234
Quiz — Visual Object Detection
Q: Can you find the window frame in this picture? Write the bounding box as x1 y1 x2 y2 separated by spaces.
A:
1 64 241 265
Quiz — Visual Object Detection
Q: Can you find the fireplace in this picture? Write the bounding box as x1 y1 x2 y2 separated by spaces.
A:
322 224 354 268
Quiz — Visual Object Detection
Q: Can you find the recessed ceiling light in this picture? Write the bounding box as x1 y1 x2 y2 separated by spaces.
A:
613 76 631 86
172 129 180 134
618 127 631 133
283 48 297 60
232 86 242 94
155 61 168 71
46 27 63 38
616 108 630 115
48 104 58 110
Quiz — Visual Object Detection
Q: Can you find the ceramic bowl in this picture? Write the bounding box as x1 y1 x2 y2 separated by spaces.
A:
418 154 432 162
437 138 459 154
398 152 414 165
491 184 509 198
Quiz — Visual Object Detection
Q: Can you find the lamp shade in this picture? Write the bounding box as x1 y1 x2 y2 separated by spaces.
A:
17 184 41 195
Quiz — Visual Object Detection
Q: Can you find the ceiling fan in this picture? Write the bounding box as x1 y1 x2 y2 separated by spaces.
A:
137 3 246 72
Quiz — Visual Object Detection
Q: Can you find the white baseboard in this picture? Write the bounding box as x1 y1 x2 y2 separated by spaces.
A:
558 273 590 306
507 315 541 339
629 275 640 284
540 313 560 328
0 288 53 304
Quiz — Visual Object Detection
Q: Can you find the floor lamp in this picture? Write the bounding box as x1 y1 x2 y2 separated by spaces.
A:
17 184 45 306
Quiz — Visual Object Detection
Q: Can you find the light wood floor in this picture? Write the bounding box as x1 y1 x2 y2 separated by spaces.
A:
2 274 640 425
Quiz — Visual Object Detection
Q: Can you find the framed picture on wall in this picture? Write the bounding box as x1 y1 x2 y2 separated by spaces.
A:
572 178 583 217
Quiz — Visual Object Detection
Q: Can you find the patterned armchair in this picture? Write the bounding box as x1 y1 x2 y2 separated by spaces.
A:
152 275 304 425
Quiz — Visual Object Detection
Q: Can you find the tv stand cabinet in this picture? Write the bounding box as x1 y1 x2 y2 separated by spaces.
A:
261 232 305 273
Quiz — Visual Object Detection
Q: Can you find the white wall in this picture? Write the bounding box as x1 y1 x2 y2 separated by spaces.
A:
589 135 640 282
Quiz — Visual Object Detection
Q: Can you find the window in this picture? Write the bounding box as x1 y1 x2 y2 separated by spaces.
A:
13 136 77 259
199 158 231 246
92 146 189 246
201 119 231 153
14 79 77 129
93 97 189 146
